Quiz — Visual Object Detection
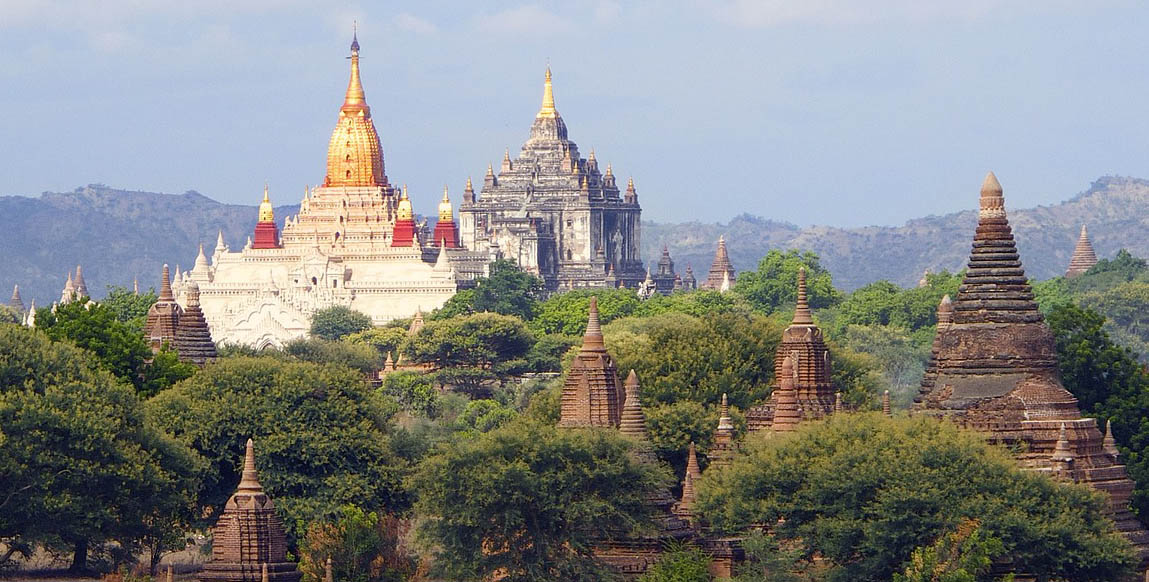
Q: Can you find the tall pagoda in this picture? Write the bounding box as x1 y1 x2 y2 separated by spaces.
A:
175 34 488 349
914 172 1149 568
1065 224 1098 278
458 68 644 291
144 264 183 352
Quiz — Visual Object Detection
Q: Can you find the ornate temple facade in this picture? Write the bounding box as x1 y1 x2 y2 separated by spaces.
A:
458 69 645 291
913 173 1149 568
174 36 487 348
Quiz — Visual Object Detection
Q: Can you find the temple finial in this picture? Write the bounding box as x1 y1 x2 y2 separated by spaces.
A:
538 66 557 118
159 264 174 301
238 438 264 493
979 171 1005 219
792 267 813 325
343 28 366 108
581 296 605 351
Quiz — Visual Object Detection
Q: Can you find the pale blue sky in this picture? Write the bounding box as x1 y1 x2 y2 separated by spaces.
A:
1 1 1147 226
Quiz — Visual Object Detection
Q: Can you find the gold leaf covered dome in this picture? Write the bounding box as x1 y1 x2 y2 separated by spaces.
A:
325 33 387 188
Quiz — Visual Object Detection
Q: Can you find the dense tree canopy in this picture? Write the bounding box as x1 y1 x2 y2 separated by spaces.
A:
733 249 842 314
697 413 1134 582
1046 302 1149 517
0 325 200 572
434 259 545 321
411 420 668 582
310 306 374 341
101 285 158 329
35 300 192 396
146 356 406 539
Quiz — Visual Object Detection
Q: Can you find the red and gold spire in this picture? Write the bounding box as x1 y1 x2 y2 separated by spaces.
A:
325 32 387 188
253 184 281 249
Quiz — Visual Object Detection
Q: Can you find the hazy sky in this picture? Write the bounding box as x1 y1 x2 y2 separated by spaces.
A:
1 1 1147 227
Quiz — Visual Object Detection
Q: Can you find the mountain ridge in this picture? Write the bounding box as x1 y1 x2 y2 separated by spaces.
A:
3 177 1147 305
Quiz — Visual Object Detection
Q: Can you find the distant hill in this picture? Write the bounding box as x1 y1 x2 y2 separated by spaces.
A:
644 176 1149 290
2 178 1147 305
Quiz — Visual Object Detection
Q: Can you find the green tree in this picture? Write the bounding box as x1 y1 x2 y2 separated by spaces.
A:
603 312 781 409
139 347 197 399
101 285 158 329
530 288 643 336
0 305 20 325
635 289 751 318
894 520 1009 582
297 505 414 582
411 420 668 582
146 357 406 540
697 413 1134 582
381 371 440 418
525 333 579 373
733 249 841 314
35 300 153 393
285 337 383 375
1046 302 1149 517
310 306 374 341
637 543 712 582
345 327 409 361
434 259 545 321
0 325 200 572
405 313 532 369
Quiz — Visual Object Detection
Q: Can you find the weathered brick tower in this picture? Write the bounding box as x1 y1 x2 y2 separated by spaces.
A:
914 172 1149 570
199 439 301 582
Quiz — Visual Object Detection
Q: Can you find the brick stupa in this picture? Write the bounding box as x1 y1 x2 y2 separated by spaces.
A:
914 172 1149 568
199 439 301 582
701 237 736 291
747 268 835 431
1065 224 1098 278
173 280 217 365
558 296 623 428
144 264 184 352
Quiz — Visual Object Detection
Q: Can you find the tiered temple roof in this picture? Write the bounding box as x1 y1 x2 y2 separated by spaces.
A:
458 68 644 290
559 296 623 428
173 280 217 365
1065 224 1098 278
914 172 1149 567
747 268 835 431
144 264 184 352
198 439 301 582
652 247 678 295
701 237 735 291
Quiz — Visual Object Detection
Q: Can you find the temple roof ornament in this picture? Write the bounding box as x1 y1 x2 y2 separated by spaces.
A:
559 296 623 428
537 67 558 119
259 185 275 222
438 186 453 221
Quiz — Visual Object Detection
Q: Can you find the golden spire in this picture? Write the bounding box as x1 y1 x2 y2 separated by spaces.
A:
258 184 274 222
343 28 366 109
465 176 474 193
397 184 413 220
438 185 453 221
538 66 558 118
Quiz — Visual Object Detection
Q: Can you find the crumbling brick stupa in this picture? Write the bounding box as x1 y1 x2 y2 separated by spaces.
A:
914 172 1149 569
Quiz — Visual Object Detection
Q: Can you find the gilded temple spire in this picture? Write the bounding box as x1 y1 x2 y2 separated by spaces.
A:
343 29 366 109
538 67 558 118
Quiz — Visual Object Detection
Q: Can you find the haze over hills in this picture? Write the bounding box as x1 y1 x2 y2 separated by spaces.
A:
2 177 1147 305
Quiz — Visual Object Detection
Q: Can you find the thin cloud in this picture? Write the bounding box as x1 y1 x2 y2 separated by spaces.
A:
708 0 1049 28
473 4 574 37
395 13 438 35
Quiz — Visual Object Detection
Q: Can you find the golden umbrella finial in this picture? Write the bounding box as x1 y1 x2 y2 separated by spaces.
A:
538 66 557 118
